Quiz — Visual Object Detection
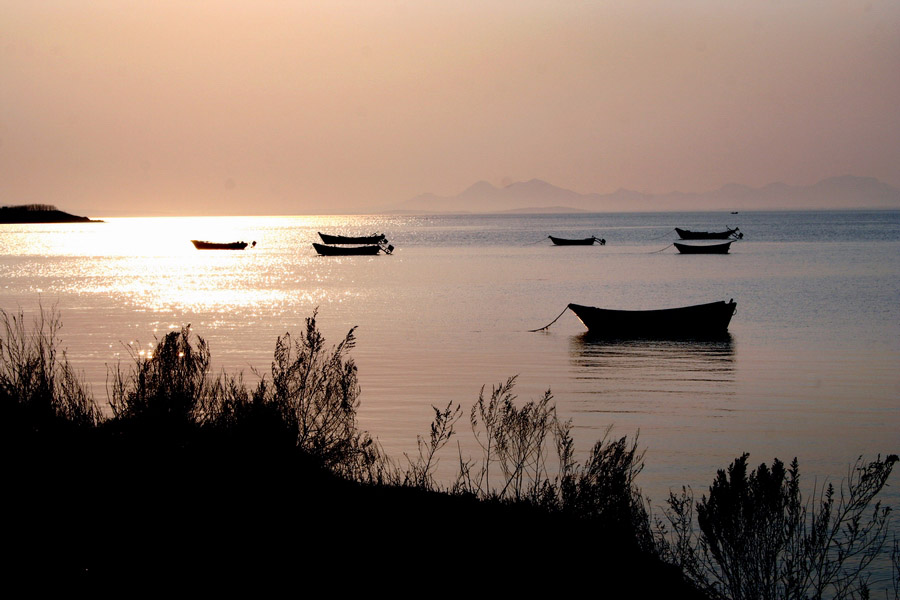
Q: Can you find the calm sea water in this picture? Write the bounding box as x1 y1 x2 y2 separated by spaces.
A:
2 210 899 570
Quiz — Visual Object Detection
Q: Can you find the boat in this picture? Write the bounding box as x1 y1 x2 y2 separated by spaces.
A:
675 227 742 240
318 232 387 245
674 241 732 254
548 235 606 246
312 242 390 256
567 300 736 337
191 240 254 250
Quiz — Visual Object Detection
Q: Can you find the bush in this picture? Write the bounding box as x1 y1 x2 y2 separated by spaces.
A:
1 306 100 435
108 326 212 429
655 453 898 600
405 377 655 547
248 311 388 482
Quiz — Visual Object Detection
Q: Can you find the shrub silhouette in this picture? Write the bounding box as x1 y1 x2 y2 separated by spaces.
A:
108 326 211 429
1 307 100 438
656 453 897 600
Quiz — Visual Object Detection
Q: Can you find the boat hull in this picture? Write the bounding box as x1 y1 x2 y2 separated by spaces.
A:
567 300 736 338
674 241 732 254
312 242 382 256
549 236 599 246
318 232 387 245
191 240 248 250
675 228 739 240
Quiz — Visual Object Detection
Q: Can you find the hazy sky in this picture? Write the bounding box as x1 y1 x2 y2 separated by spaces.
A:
2 1 899 215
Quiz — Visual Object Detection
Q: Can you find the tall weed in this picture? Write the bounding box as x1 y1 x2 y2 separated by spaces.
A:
0 306 100 433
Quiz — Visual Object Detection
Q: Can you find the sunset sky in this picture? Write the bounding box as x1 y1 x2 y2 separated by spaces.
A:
2 1 899 216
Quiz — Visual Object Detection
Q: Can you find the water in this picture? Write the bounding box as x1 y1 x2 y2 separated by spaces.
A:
2 210 899 583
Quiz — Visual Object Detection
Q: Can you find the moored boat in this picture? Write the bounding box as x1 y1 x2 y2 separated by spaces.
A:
191 240 253 250
548 235 606 246
674 241 732 254
312 242 388 256
675 227 741 240
567 300 736 337
318 232 387 245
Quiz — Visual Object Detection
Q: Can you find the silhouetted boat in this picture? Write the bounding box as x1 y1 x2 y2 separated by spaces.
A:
318 232 387 245
567 300 736 337
674 241 732 254
191 240 253 250
548 235 606 246
675 227 741 240
312 242 388 256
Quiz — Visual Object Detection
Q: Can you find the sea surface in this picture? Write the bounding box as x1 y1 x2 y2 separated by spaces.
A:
2 210 899 579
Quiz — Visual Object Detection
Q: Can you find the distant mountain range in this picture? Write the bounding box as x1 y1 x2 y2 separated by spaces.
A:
393 175 900 214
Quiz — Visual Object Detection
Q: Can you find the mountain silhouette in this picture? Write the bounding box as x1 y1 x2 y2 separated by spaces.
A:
395 175 900 213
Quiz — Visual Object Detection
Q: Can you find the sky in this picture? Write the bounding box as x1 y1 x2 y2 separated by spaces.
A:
2 1 899 216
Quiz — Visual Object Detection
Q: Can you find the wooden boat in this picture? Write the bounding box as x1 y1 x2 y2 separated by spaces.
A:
191 240 252 250
567 300 736 337
548 235 606 246
312 242 386 256
674 241 732 254
675 227 741 240
318 232 387 245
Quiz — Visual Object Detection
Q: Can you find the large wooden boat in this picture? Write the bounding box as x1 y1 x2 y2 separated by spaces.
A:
548 235 606 246
675 227 741 240
312 242 385 256
191 240 252 250
318 232 387 245
674 241 732 254
567 300 736 337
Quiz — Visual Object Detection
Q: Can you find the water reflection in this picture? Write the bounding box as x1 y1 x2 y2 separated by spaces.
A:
569 334 736 404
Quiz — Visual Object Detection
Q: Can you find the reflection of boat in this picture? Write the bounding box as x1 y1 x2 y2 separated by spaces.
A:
567 300 736 338
674 241 732 254
318 232 387 245
548 235 606 246
675 227 741 240
569 334 735 397
191 240 253 250
312 242 386 256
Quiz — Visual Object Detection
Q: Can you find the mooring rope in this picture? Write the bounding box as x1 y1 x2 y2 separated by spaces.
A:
528 305 569 332
647 227 677 240
524 236 550 245
649 243 674 254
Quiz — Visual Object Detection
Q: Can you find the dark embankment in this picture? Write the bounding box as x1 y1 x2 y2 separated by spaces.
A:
7 428 697 595
0 204 102 223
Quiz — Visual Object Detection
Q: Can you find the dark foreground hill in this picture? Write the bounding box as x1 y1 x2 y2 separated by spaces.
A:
0 204 102 223
6 428 702 596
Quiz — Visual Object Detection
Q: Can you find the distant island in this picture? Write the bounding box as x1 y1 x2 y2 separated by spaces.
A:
0 204 103 224
394 175 900 214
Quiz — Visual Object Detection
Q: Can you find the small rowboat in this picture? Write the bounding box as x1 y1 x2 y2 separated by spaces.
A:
675 227 741 240
312 242 389 256
191 240 253 250
548 235 606 246
674 241 732 254
567 300 736 338
318 232 387 245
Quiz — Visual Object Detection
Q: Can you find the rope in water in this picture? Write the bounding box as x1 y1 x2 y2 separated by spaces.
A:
647 227 677 240
528 305 569 332
524 236 550 245
649 243 674 254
